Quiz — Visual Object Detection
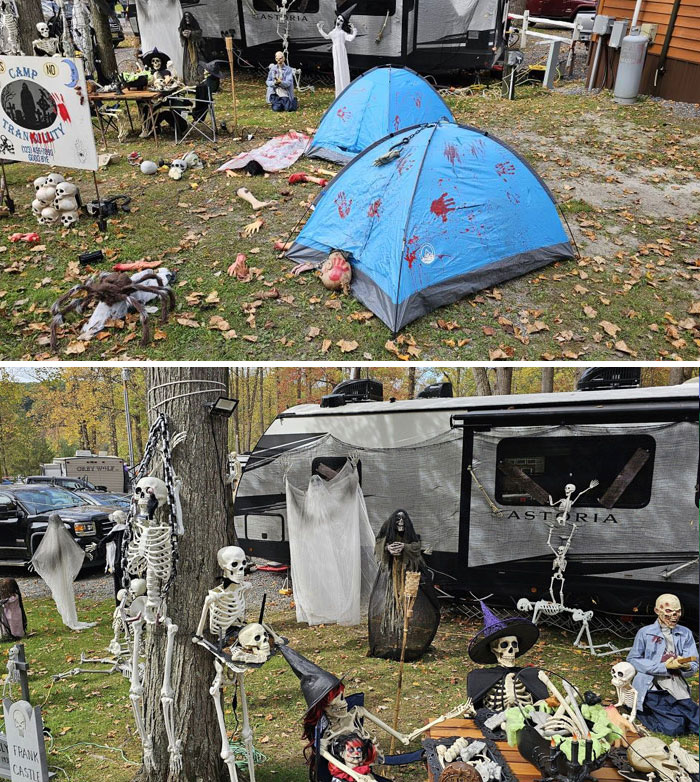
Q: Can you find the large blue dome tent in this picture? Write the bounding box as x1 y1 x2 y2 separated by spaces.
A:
287 120 576 334
305 66 455 166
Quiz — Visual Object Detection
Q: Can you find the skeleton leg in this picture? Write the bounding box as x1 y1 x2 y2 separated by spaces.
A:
238 673 256 782
161 619 183 774
129 620 154 770
210 663 239 782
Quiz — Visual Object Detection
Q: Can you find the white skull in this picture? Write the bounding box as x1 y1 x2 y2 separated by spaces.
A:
32 198 45 216
129 578 147 597
46 172 65 187
628 737 681 777
183 151 202 169
33 176 47 192
217 545 247 583
490 634 519 667
55 181 78 199
655 593 682 628
168 166 183 181
517 598 533 612
39 205 59 224
36 21 49 37
36 185 56 205
611 661 635 687
237 623 270 656
135 476 169 508
61 209 79 228
565 483 576 495
55 195 78 212
172 158 188 172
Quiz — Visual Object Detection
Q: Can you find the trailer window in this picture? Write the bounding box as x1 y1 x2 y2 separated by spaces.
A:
495 435 655 509
341 0 396 15
312 457 362 484
253 0 320 12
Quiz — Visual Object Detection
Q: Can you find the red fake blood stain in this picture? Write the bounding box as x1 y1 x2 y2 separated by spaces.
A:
415 96 422 108
495 161 516 180
396 155 414 176
367 199 382 218
506 191 520 205
405 235 420 268
51 93 71 123
394 114 400 131
430 193 456 223
470 139 485 159
334 191 352 219
337 106 350 121
444 143 461 166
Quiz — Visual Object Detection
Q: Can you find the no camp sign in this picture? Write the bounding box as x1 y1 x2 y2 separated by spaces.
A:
0 56 98 171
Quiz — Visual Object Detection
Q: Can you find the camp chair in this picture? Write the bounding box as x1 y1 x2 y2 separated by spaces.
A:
92 102 128 143
167 83 217 145
312 693 424 781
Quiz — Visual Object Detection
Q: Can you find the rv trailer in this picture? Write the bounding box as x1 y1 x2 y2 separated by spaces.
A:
233 381 700 620
175 0 508 73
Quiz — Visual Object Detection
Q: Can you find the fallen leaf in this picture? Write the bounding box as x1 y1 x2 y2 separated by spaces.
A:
489 347 513 360
209 315 231 331
64 341 87 354
321 339 331 353
526 320 549 334
153 329 167 340
599 320 620 337
336 339 358 353
242 334 258 342
325 299 341 310
176 317 200 328
583 305 597 319
615 340 637 356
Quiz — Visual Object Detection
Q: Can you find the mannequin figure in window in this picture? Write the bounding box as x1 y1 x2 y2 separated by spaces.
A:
367 509 440 661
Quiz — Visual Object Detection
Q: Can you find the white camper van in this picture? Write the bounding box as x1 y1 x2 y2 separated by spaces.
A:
234 377 699 620
40 453 127 493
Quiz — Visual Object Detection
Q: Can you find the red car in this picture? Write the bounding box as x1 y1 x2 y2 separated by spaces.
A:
527 0 596 21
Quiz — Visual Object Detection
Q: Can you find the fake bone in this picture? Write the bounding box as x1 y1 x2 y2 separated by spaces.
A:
537 671 589 738
236 187 276 211
320 749 374 782
404 701 474 743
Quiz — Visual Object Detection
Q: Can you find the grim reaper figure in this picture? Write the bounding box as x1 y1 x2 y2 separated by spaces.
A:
367 509 440 661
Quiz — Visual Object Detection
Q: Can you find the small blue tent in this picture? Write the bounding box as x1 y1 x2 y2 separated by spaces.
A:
305 66 455 165
287 120 576 333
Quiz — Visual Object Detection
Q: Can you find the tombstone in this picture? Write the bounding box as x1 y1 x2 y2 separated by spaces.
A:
2 700 49 782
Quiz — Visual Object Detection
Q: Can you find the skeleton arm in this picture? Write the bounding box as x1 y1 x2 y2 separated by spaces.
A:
404 701 474 742
319 749 374 782
358 707 410 746
573 479 599 504
194 593 216 639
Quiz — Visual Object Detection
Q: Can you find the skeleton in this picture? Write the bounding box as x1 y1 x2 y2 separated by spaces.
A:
192 546 265 782
33 22 60 57
547 480 599 526
482 636 534 711
71 0 95 76
611 661 638 723
122 416 184 775
627 737 693 782
0 0 22 55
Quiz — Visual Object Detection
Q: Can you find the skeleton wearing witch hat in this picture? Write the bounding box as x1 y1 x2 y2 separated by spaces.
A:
467 602 548 712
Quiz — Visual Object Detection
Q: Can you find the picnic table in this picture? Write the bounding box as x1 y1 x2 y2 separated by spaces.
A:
89 90 163 148
425 718 632 782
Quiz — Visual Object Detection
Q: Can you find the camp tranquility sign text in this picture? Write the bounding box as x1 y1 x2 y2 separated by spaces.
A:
1 700 50 782
0 56 97 170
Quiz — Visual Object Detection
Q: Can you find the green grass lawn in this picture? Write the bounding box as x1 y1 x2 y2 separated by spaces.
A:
0 74 698 360
9 595 698 781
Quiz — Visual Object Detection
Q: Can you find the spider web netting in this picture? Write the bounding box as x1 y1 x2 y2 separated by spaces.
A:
285 460 377 626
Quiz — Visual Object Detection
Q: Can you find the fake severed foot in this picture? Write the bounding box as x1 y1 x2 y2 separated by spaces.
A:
236 187 276 211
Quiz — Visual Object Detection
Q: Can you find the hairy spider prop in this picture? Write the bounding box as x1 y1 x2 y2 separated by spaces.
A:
50 271 175 349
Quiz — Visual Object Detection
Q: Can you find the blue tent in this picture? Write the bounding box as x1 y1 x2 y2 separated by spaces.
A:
287 120 576 333
305 66 455 165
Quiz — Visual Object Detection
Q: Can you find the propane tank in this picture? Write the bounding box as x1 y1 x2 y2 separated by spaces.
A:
613 33 649 104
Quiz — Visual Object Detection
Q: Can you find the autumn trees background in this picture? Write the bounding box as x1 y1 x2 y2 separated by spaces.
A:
0 366 694 478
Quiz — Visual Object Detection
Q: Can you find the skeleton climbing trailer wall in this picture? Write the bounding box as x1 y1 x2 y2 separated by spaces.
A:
178 0 507 73
234 382 699 619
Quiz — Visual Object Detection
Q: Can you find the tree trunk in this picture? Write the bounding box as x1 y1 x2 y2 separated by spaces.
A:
495 368 513 396
407 368 416 400
668 367 685 385
541 368 554 394
350 367 361 380
89 0 118 81
472 368 492 396
136 367 230 782
16 0 44 56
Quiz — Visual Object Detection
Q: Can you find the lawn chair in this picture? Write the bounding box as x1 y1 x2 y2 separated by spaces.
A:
312 693 424 781
92 101 128 143
167 82 217 145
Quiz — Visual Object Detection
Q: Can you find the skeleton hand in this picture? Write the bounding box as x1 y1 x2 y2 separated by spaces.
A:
387 542 404 556
84 542 97 559
192 634 203 644
241 218 264 238
589 479 599 488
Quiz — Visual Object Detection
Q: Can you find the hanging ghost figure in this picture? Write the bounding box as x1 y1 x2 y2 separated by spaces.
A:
31 514 97 631
317 14 357 96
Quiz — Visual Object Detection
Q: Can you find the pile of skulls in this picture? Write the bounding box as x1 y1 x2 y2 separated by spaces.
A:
168 151 203 181
435 738 503 782
32 173 82 228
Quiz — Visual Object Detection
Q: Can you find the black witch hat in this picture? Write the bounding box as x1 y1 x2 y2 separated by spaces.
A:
468 601 539 664
280 645 344 717
141 48 171 71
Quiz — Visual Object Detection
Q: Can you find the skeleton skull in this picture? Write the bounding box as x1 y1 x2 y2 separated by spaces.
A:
150 56 162 72
55 195 78 212
611 661 635 688
217 545 247 583
564 483 576 495
61 209 80 228
46 172 65 187
183 151 202 169
135 476 169 508
33 175 47 192
36 185 56 205
12 710 26 737
628 737 685 779
55 181 79 199
237 623 270 657
490 635 519 667
655 593 682 628
36 21 49 37
32 198 45 216
40 205 59 224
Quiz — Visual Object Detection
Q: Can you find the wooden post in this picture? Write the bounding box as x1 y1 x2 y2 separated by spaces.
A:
14 644 31 704
224 36 238 132
389 571 421 755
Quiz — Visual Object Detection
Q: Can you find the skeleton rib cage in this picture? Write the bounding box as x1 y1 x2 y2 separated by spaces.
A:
208 586 247 638
483 676 534 711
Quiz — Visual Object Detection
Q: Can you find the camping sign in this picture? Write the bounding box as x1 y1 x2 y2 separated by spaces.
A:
0 56 98 171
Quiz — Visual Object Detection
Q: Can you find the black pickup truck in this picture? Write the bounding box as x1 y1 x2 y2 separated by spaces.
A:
0 484 114 566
